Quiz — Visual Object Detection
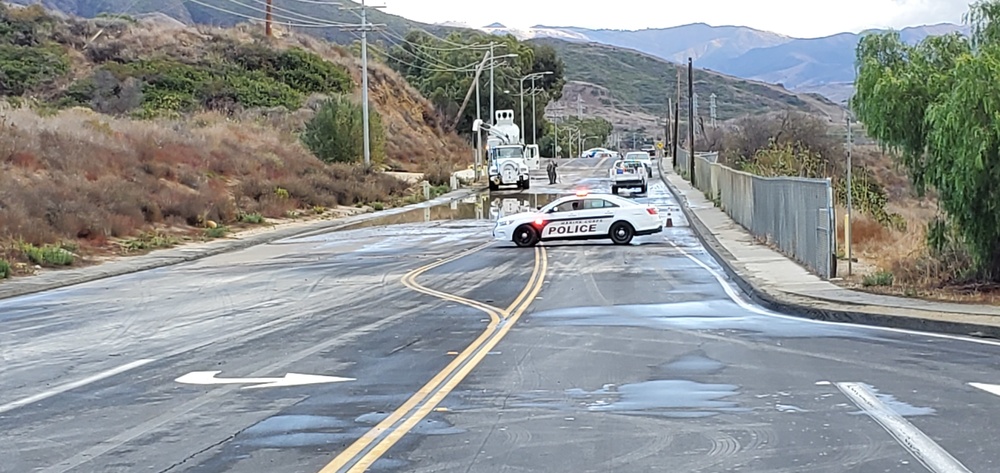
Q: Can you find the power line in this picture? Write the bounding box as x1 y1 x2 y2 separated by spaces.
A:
237 0 354 26
184 0 345 28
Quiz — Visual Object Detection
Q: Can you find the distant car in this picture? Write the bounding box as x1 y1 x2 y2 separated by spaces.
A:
610 158 648 194
492 191 663 247
624 151 653 177
641 145 656 157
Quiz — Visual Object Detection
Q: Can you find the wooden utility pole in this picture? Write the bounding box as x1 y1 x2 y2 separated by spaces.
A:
673 65 681 171
687 57 695 186
265 0 273 37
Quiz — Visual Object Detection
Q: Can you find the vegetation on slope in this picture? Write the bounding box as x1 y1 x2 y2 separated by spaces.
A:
0 4 470 277
529 38 840 121
853 0 1000 287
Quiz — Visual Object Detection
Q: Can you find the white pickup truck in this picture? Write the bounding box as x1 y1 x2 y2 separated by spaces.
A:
609 158 648 194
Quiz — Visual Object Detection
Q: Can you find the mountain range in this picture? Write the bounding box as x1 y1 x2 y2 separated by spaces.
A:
476 22 971 103
6 0 968 104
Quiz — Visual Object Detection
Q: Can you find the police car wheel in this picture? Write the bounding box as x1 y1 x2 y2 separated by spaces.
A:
609 221 634 245
513 224 539 247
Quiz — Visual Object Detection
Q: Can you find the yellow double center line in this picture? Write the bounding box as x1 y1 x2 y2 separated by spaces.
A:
319 242 548 473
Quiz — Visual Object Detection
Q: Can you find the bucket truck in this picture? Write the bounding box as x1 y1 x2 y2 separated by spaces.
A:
474 110 531 191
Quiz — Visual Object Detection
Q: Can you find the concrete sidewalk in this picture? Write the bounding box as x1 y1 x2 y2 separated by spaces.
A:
0 186 484 301
657 160 1000 338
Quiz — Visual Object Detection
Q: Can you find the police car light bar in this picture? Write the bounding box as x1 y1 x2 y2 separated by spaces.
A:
575 190 589 197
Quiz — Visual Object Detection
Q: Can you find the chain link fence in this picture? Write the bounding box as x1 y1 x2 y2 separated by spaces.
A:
675 149 836 279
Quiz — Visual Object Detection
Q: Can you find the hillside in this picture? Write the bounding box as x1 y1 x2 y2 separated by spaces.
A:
7 0 464 43
0 4 469 276
531 38 844 124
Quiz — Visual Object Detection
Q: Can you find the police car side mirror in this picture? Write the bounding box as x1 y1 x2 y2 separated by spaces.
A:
537 206 542 210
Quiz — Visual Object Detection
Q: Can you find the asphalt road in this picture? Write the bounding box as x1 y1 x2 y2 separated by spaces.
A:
3 157 1000 472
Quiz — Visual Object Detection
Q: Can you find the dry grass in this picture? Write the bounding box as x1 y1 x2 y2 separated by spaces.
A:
832 146 1000 303
188 24 473 170
0 105 411 272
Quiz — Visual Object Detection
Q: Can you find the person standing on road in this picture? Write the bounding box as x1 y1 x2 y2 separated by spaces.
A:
547 160 558 185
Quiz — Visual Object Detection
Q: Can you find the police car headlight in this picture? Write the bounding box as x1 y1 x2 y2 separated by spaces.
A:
497 218 514 226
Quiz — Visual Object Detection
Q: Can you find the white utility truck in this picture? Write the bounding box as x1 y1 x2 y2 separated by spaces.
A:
474 110 531 191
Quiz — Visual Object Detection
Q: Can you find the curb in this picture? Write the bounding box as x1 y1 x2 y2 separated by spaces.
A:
656 161 1000 340
0 186 486 301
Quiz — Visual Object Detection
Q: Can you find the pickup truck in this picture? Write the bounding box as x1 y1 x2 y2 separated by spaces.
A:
624 151 653 178
609 159 648 194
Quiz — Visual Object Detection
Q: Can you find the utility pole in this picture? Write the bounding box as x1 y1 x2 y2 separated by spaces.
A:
265 0 273 37
666 98 672 151
687 57 695 185
489 42 495 125
710 93 717 128
577 94 583 118
846 113 854 276
673 65 681 170
339 1 385 169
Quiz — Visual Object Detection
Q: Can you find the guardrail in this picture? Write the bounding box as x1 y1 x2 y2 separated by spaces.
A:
673 149 836 279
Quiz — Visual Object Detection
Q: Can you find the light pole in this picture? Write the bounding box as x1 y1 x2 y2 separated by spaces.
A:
520 71 552 143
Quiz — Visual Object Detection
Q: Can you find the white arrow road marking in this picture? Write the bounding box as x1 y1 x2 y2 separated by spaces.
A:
175 371 355 389
968 382 1000 397
836 382 971 473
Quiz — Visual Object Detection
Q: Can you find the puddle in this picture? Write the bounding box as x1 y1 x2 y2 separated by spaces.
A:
241 432 357 449
355 411 465 435
776 404 809 413
332 192 560 232
530 301 890 341
569 380 744 418
243 415 351 434
658 352 726 375
848 384 936 417
509 380 745 418
239 414 361 449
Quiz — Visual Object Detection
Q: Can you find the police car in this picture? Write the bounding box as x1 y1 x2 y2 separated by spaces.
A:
492 191 664 247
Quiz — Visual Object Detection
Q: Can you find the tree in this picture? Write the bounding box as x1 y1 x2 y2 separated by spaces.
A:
852 0 1000 278
301 95 385 166
385 30 565 140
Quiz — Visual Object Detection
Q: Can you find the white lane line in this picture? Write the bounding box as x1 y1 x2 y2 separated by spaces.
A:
836 382 972 473
0 359 155 414
668 241 1000 348
968 382 1000 398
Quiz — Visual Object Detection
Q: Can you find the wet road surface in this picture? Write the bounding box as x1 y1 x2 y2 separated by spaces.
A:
3 157 1000 472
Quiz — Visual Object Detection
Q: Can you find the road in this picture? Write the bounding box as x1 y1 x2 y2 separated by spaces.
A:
3 157 1000 472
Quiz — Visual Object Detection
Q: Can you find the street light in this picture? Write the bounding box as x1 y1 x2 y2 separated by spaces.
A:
520 71 552 144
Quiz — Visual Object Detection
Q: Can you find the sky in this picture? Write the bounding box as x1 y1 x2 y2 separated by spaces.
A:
380 0 970 38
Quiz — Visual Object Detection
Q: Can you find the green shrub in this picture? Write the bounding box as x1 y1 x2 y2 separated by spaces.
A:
0 43 69 95
862 271 894 287
238 212 266 224
204 226 229 238
301 95 385 165
19 242 74 267
0 259 10 279
223 43 353 95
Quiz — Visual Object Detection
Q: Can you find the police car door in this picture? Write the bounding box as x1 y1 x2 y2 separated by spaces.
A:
582 198 619 233
543 199 600 239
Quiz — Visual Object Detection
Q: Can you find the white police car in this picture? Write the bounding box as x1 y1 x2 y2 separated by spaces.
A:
492 191 664 247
